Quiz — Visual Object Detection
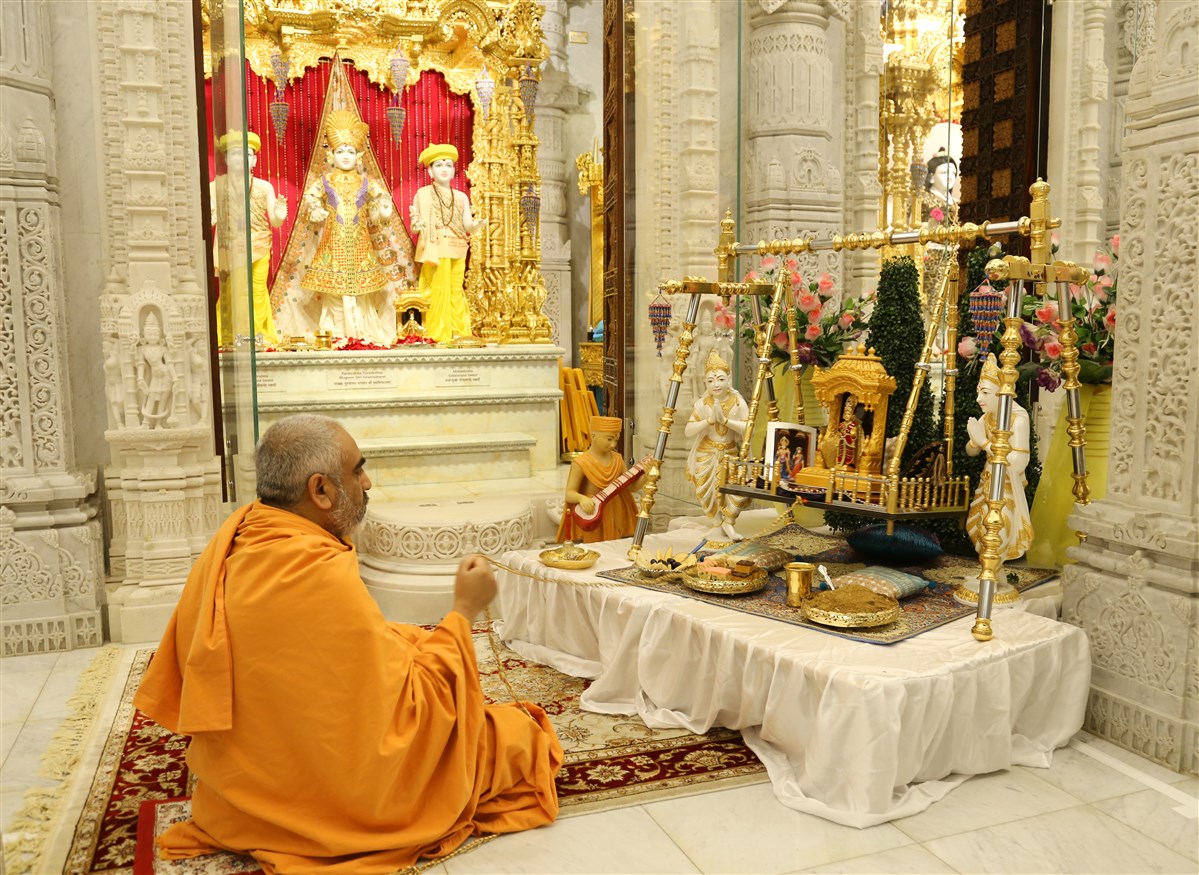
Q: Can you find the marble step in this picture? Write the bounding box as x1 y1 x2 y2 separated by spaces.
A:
356 432 536 487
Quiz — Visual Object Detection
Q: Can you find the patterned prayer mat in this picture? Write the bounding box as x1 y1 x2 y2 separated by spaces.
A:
65 631 766 875
600 524 1055 644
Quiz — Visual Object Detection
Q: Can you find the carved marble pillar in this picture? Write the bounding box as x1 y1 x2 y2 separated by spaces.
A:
536 0 572 348
1048 0 1113 266
95 0 222 643
0 0 105 655
842 0 883 293
744 0 847 283
1062 0 1199 776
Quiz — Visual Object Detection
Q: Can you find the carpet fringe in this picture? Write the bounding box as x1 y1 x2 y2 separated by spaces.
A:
2 647 123 875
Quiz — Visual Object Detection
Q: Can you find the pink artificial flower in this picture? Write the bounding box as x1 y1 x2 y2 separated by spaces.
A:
1069 283 1085 300
1091 286 1109 302
957 336 977 358
1051 230 1060 248
1110 234 1120 253
806 309 824 329
744 270 759 282
774 330 789 348
817 273 835 293
785 257 799 271
798 292 818 310
790 271 804 289
1093 252 1111 271
1043 335 1063 359
930 207 945 222
713 302 735 330
1081 341 1097 356
805 324 821 340
838 312 856 330
1104 307 1116 331
862 287 876 300
1034 301 1058 324
761 255 777 271
1099 274 1114 288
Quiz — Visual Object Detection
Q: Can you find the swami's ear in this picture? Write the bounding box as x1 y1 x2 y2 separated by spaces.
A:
307 472 336 512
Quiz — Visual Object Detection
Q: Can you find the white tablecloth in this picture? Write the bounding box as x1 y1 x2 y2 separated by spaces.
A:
496 530 1091 827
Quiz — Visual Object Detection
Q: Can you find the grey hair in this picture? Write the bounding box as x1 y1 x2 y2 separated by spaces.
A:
255 414 345 508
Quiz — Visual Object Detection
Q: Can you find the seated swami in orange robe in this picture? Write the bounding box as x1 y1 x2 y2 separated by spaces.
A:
555 415 642 544
135 414 563 875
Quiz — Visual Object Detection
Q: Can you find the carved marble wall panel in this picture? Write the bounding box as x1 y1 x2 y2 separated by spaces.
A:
1063 0 1199 775
0 0 105 655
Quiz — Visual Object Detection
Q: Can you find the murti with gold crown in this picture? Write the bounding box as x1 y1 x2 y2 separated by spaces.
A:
300 109 396 341
210 131 287 347
958 352 1034 607
410 143 485 343
684 350 751 542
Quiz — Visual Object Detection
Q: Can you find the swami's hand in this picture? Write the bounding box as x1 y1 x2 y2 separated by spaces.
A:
452 554 497 622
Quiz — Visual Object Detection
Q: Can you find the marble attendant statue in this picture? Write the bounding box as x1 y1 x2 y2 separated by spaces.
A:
922 148 959 310
685 351 750 541
300 110 396 343
962 354 1034 601
136 313 178 429
210 131 287 347
410 144 485 343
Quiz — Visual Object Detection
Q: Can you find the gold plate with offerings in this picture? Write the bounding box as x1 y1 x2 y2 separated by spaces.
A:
800 585 901 628
539 543 600 571
681 562 769 596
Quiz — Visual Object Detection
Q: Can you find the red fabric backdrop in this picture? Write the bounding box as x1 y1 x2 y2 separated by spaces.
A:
206 60 475 287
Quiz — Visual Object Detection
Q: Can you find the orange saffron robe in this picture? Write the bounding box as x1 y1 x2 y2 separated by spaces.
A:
555 452 639 544
134 501 562 875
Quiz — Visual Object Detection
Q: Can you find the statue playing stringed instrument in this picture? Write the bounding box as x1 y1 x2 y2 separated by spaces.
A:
556 416 648 544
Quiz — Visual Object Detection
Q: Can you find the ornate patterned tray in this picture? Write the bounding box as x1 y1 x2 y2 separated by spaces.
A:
539 545 600 570
681 566 769 595
800 602 900 628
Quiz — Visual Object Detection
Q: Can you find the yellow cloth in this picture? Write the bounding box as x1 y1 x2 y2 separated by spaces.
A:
134 501 562 875
420 258 470 342
419 144 459 166
218 256 278 346
1027 384 1111 567
555 453 638 544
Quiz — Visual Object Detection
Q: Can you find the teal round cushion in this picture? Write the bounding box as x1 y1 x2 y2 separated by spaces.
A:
846 524 943 565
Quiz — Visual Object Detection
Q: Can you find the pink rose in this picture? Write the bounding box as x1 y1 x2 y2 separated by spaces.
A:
713 302 734 330
1092 286 1109 302
761 256 777 271
1051 231 1060 248
1069 283 1085 300
1043 336 1063 359
790 271 804 289
806 307 823 325
785 257 799 271
1081 342 1097 356
1034 301 1058 324
1093 252 1111 271
774 330 789 348
1099 275 1114 288
930 207 945 222
957 336 977 358
817 273 835 293
1104 308 1116 331
798 292 818 310
1110 234 1120 253
744 270 759 282
839 312 855 329
805 324 821 340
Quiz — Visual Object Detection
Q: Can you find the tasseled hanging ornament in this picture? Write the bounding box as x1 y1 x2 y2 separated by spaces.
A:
269 51 290 145
648 294 672 357
969 284 1005 357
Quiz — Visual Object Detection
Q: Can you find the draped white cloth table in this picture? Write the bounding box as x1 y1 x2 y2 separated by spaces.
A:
495 530 1091 827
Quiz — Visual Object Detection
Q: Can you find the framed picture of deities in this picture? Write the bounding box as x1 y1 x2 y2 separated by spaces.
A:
764 422 819 480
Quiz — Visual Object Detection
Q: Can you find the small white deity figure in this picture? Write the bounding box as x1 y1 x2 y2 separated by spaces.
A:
922 148 960 313
410 143 485 343
962 354 1033 601
136 313 177 429
300 110 395 342
685 350 750 541
103 339 126 428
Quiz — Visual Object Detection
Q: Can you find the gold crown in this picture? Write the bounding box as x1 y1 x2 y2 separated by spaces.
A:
705 350 731 375
323 109 369 152
979 353 1001 386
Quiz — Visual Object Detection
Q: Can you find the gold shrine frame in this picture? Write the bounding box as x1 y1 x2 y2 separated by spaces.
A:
201 0 554 343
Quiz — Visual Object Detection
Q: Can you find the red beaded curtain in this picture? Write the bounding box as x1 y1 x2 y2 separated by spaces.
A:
206 60 475 286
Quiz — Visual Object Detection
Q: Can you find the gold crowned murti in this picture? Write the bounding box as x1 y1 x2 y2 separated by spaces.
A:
705 350 731 375
324 109 370 152
979 353 1001 387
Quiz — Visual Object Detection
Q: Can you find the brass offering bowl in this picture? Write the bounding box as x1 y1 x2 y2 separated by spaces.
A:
539 543 600 571
800 584 901 628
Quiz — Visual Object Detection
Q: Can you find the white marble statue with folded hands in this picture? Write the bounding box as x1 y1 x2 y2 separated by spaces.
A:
685 350 749 541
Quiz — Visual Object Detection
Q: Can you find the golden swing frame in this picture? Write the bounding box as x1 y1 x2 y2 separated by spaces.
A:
629 179 1093 642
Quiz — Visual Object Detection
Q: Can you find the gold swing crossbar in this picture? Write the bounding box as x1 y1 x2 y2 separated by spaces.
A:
629 179 1093 643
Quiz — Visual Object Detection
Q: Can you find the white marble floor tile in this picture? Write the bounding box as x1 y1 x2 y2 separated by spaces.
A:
643 781 910 874
790 843 957 874
442 806 699 874
892 767 1080 843
1093 787 1199 863
0 652 60 675
0 722 21 768
1071 732 1192 786
0 717 61 792
25 652 99 723
0 668 50 725
924 805 1195 874
1016 743 1164 803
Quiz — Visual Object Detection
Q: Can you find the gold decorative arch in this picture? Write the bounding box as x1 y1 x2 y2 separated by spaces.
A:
202 0 553 343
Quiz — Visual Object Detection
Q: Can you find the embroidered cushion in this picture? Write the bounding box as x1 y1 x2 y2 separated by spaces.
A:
846 524 943 565
706 541 795 572
831 566 929 600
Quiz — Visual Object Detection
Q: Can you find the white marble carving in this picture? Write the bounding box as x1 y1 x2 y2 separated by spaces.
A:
1063 0 1199 777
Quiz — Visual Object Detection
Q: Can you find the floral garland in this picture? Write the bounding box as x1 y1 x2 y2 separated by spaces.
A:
739 257 870 368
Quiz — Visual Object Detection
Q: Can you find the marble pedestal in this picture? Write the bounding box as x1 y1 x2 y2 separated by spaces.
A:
358 497 536 624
